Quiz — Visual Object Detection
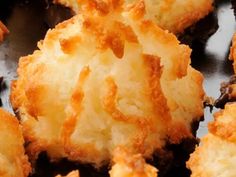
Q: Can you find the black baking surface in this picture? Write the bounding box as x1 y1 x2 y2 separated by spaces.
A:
0 0 235 177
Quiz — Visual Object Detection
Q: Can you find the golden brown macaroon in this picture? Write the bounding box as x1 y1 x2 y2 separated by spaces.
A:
54 0 213 34
11 0 204 167
187 103 236 177
109 147 158 177
0 108 31 177
0 21 9 42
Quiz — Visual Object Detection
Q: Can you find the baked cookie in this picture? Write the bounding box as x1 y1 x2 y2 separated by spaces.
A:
187 103 236 177
11 0 204 167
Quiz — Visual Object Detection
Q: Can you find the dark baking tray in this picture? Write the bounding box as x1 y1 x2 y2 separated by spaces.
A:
0 0 235 177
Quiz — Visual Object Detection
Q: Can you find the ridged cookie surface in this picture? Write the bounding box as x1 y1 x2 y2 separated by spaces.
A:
11 0 204 167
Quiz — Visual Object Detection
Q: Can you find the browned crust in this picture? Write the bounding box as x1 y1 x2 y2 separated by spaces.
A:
209 120 236 143
80 0 123 15
208 103 236 143
62 66 90 150
138 20 190 78
61 67 103 165
25 138 48 162
143 54 171 123
11 54 40 111
24 63 47 117
112 147 149 172
102 76 151 153
60 67 107 166
167 121 193 144
128 0 146 20
60 36 81 54
0 21 9 42
82 18 138 58
103 33 125 58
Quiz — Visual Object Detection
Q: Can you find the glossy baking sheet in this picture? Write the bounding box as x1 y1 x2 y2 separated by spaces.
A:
0 0 235 176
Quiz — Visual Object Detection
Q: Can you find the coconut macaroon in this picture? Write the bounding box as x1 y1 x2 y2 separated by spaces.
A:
0 108 31 177
11 0 204 167
187 103 236 177
54 0 213 34
110 147 158 177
